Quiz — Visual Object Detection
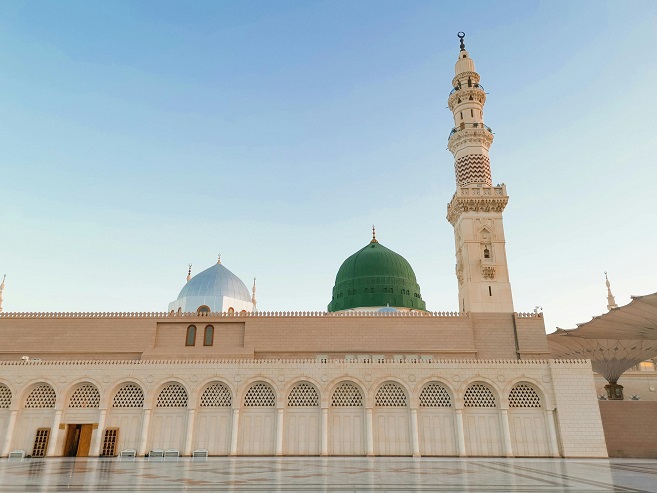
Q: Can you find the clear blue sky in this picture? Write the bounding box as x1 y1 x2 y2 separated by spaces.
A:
1 0 656 332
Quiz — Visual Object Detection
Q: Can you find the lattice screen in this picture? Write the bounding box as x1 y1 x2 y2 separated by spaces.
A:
112 383 144 408
25 384 56 408
0 384 11 408
200 383 232 407
375 382 407 407
156 383 188 408
288 383 319 407
243 383 276 407
32 428 50 458
463 383 496 408
101 428 118 456
331 382 363 407
419 383 452 407
68 384 100 408
509 384 542 408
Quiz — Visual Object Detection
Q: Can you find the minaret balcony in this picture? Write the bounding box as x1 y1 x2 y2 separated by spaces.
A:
448 85 486 110
447 123 494 153
449 83 484 95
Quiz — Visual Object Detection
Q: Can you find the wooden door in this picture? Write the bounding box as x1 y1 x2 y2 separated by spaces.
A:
77 424 93 456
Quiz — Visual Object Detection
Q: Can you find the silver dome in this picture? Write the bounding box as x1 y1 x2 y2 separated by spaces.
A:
177 263 252 304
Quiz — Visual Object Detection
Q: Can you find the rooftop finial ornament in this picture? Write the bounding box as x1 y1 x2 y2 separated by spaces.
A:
186 264 192 282
458 32 466 51
605 272 618 311
0 274 5 313
217 254 221 264
371 225 378 243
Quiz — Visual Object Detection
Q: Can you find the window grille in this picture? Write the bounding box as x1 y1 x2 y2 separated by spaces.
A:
25 384 56 408
32 428 50 457
463 383 496 408
156 383 188 408
200 383 232 407
112 384 144 408
419 383 452 407
101 428 119 456
331 382 363 407
0 384 11 408
288 383 319 407
243 383 275 407
375 382 407 407
509 384 542 408
68 384 100 408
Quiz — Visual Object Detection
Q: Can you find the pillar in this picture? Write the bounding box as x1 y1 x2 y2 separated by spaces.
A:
275 408 284 456
410 408 420 457
320 407 328 456
184 409 196 456
90 408 107 457
365 408 374 456
229 409 239 456
454 408 466 457
46 410 62 457
138 409 151 456
546 409 560 457
1 410 18 457
500 408 513 457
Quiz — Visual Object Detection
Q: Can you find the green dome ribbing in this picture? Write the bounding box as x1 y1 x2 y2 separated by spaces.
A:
327 240 426 312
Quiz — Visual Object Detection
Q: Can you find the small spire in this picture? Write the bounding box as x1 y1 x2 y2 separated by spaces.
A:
217 254 221 264
458 32 466 51
252 277 257 311
0 274 6 313
371 225 378 243
605 272 618 310
186 264 192 282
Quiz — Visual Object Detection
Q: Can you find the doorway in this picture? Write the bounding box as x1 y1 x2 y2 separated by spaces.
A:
64 424 93 457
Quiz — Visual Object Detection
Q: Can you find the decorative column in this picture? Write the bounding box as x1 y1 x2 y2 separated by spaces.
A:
46 410 62 457
1 409 18 457
138 409 151 456
410 408 420 457
320 407 328 456
546 409 560 457
90 408 107 456
184 409 196 456
275 408 284 456
454 408 467 457
365 408 374 456
229 409 240 456
499 408 514 457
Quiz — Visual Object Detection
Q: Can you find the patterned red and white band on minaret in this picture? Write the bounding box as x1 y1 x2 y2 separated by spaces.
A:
448 32 493 187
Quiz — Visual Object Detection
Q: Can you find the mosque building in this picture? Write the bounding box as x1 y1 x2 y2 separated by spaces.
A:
0 34 609 459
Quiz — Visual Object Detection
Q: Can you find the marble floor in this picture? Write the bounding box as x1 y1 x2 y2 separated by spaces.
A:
0 457 656 492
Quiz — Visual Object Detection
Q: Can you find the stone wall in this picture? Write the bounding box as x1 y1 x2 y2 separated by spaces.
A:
599 401 657 458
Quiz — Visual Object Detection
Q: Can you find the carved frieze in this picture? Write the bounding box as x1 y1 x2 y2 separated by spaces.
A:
448 129 494 154
482 265 496 280
446 195 508 225
448 87 486 111
451 71 480 88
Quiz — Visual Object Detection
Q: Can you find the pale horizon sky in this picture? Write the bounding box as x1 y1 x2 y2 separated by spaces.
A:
1 0 656 333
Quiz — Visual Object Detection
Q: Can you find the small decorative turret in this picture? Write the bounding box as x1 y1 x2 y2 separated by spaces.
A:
605 272 618 310
186 264 192 283
0 274 5 313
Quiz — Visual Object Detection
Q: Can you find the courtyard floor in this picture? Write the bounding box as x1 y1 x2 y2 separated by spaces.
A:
0 457 656 492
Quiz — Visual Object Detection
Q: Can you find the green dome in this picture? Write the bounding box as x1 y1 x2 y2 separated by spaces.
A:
327 239 426 312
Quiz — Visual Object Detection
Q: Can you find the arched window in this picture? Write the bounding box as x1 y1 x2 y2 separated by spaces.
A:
185 325 196 346
25 384 56 409
243 383 276 407
204 325 214 346
419 383 452 407
375 382 407 407
197 305 210 315
227 307 234 314
112 383 144 408
0 384 12 409
156 383 188 408
200 383 232 407
331 382 363 407
68 384 100 408
288 383 319 407
509 383 542 408
464 383 496 408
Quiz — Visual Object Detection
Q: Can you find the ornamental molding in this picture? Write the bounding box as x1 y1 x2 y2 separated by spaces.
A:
448 129 494 154
448 88 486 111
446 195 509 226
452 71 480 88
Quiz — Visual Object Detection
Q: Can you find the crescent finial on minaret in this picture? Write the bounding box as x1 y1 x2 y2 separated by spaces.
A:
371 225 378 243
458 32 466 51
217 254 221 264
186 264 192 282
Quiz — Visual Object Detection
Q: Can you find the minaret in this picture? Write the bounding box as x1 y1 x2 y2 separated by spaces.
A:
446 33 513 313
252 277 257 312
0 275 6 313
605 272 618 310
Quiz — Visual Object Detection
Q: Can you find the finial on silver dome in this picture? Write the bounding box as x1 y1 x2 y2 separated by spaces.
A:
371 225 378 243
186 264 192 282
252 277 257 311
458 32 466 51
605 272 618 310
217 254 221 264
